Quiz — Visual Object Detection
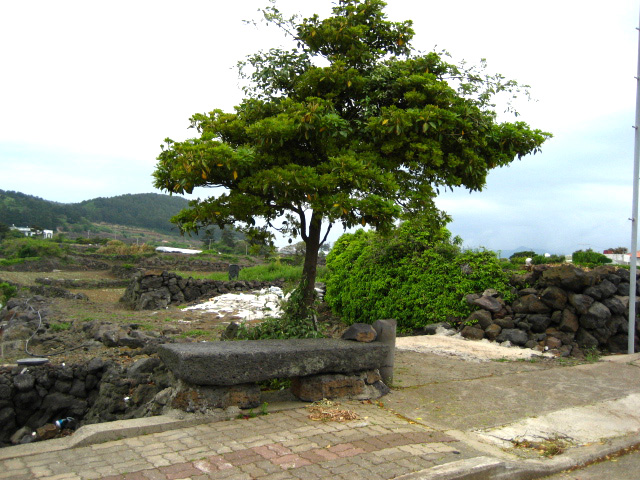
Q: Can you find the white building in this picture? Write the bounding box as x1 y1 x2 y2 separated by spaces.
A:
10 225 54 239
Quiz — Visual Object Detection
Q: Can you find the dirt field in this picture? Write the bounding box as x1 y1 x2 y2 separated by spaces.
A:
0 265 344 366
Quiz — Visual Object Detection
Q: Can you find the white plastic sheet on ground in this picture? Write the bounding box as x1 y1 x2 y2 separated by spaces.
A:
182 286 287 321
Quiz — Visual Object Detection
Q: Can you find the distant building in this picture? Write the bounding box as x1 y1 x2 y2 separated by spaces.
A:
10 225 53 239
603 251 640 266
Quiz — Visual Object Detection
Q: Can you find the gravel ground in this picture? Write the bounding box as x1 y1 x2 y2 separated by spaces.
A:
396 332 555 362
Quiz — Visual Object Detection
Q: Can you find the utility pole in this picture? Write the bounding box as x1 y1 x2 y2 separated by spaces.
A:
629 12 640 354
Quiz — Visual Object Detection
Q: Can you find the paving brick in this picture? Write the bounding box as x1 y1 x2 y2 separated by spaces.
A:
160 453 186 464
238 463 267 477
40 474 83 480
179 446 211 459
270 454 312 470
259 472 296 480
206 455 234 470
79 471 104 480
122 472 149 480
0 468 29 479
140 469 168 480
146 455 172 468
223 449 263 466
350 439 378 453
30 466 54 477
158 462 202 480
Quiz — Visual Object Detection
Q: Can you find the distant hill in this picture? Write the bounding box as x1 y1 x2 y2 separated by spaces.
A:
0 190 191 234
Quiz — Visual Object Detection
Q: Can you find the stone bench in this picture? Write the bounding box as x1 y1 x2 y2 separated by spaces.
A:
157 320 396 409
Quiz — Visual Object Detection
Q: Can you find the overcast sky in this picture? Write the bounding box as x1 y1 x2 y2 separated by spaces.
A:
0 0 638 254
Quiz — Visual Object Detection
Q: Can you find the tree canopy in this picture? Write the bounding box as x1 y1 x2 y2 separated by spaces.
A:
153 0 551 309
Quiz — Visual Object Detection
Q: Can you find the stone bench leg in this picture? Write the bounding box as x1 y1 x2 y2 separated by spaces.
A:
373 319 396 386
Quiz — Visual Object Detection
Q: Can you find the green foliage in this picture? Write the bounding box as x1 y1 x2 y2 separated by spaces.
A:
0 237 66 259
531 254 565 265
180 329 213 338
0 257 39 267
153 0 550 314
95 240 155 255
50 321 72 332
235 314 323 340
510 251 535 260
325 222 513 331
0 189 195 235
572 249 612 266
238 263 303 283
583 347 601 363
0 282 17 306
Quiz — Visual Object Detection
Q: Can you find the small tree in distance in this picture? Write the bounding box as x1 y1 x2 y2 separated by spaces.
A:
153 0 550 320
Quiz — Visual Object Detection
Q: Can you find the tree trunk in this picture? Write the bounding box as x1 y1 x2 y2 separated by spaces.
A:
301 212 322 309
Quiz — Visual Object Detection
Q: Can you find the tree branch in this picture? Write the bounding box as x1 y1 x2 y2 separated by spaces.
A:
320 222 332 246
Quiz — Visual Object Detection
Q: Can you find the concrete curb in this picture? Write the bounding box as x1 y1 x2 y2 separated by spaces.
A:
393 433 640 480
0 399 304 461
392 456 506 479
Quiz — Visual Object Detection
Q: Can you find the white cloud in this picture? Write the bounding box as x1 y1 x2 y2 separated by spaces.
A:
0 0 638 253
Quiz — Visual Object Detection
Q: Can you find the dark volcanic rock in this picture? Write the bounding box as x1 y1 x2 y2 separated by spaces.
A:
541 265 592 292
341 323 377 343
157 339 390 386
496 329 529 346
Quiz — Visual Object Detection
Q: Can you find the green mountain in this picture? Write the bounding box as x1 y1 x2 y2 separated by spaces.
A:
0 190 191 234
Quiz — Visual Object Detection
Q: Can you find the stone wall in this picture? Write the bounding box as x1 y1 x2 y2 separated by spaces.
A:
120 271 284 310
138 255 234 272
0 357 171 447
457 264 639 355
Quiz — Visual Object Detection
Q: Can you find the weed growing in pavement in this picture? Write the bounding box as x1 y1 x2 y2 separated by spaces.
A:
512 436 571 457
584 347 601 363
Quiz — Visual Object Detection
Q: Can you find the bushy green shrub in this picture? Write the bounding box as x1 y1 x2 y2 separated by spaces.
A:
0 237 66 259
510 251 536 260
532 254 565 265
0 282 17 306
572 249 612 266
325 223 513 332
96 240 155 255
235 315 324 340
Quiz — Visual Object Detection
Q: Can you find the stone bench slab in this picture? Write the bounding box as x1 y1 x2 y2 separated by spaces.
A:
157 338 390 386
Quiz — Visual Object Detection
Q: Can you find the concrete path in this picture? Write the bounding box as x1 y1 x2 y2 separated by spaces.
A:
2 343 640 479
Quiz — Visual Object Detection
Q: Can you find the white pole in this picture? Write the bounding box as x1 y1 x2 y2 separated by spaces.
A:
629 13 640 354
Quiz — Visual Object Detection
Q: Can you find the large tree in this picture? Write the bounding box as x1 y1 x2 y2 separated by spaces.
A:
153 0 550 314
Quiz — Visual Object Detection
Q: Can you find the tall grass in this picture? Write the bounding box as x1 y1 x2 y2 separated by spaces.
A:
177 263 328 284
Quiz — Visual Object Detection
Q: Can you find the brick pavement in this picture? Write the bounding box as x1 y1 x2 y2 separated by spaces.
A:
0 402 468 480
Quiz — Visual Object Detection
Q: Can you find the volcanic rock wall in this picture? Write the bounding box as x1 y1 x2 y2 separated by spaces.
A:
459 264 639 355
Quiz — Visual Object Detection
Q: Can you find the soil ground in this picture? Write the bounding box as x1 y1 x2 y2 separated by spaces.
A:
0 264 345 367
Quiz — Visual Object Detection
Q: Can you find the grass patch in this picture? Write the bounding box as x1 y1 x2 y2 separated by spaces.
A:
0 257 40 267
50 321 72 332
179 329 217 340
176 263 328 285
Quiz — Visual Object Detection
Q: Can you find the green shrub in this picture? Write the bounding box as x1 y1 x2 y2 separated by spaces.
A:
572 249 612 266
96 240 155 255
238 263 303 283
0 282 17 306
0 237 66 259
532 254 565 265
50 321 72 332
235 315 324 340
325 223 514 332
0 257 39 267
510 250 536 260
